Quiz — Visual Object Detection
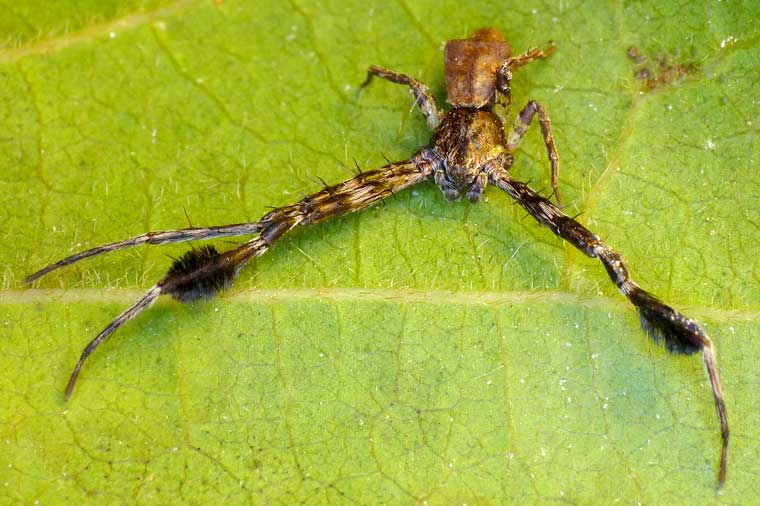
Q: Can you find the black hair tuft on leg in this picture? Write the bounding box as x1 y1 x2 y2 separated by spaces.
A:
164 245 237 303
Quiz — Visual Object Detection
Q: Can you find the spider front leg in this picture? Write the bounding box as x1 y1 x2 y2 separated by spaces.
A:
495 43 556 104
507 44 556 70
506 100 562 205
50 156 434 400
25 222 265 283
487 165 728 486
361 65 442 130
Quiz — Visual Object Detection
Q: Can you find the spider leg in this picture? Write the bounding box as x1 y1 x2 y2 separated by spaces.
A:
506 100 562 206
62 156 433 400
361 65 442 130
506 44 556 70
25 222 264 283
495 43 554 118
64 285 162 399
488 166 728 486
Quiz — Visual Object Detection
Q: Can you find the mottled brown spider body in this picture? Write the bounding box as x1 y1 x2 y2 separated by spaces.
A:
427 108 510 202
26 28 728 486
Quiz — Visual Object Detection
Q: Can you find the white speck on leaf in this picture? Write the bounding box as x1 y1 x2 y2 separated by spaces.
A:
720 36 737 48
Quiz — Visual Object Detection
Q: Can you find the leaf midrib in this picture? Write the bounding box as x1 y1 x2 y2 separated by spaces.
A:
3 288 755 323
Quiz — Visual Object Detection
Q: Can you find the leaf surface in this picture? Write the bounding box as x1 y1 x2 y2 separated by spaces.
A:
1 1 759 504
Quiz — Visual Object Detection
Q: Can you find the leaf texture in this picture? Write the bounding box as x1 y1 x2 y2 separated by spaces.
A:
1 1 758 504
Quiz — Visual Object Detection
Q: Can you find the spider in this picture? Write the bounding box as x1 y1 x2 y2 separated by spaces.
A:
26 27 728 486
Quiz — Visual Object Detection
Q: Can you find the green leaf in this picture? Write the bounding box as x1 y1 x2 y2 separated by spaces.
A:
1 1 758 504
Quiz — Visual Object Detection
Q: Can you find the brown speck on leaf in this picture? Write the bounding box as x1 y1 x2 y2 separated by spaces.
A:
626 46 646 64
627 45 699 91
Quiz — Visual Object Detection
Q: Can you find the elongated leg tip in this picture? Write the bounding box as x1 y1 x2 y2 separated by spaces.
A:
717 446 727 489
24 272 42 284
64 375 78 401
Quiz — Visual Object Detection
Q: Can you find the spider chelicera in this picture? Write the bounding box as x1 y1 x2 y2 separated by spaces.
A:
26 28 728 486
